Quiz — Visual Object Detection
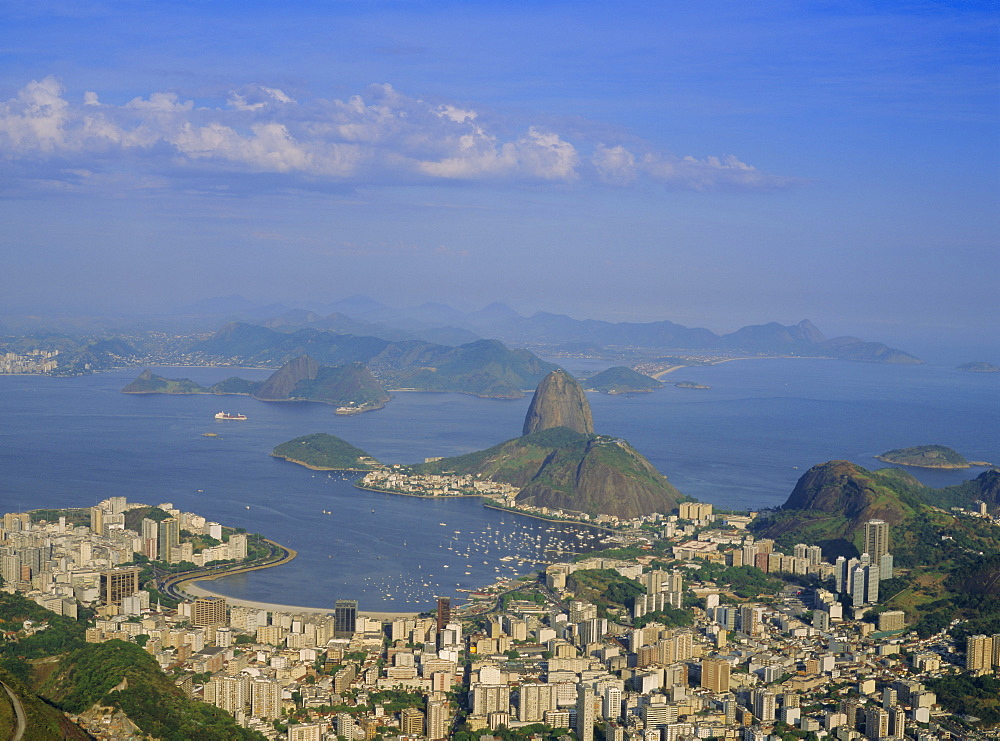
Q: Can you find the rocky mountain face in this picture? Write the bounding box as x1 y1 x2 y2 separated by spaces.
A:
781 460 921 526
252 355 320 400
522 370 595 436
515 435 683 520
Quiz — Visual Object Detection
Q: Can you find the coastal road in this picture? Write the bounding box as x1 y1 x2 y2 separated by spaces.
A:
1 680 26 741
159 538 296 602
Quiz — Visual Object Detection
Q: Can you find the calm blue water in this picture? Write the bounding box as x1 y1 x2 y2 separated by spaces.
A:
0 359 996 611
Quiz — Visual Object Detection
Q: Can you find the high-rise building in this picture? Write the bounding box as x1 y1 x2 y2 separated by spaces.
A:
966 635 994 672
864 519 890 560
864 706 889 740
752 690 776 722
250 678 282 720
601 686 622 722
519 683 555 722
400 707 424 735
158 517 179 561
100 566 141 606
334 599 357 637
472 684 509 716
191 596 227 627
213 674 249 715
426 696 449 740
436 596 452 633
576 684 595 741
89 506 104 536
141 518 159 560
700 657 731 693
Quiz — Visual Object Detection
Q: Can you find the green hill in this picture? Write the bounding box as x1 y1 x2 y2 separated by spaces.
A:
192 323 558 398
379 338 558 398
416 427 683 519
272 433 381 470
752 460 929 559
876 444 971 469
122 355 389 411
753 461 1000 567
121 369 207 394
584 366 663 394
38 641 263 741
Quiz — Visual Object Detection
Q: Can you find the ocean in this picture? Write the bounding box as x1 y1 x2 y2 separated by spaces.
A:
0 357 996 612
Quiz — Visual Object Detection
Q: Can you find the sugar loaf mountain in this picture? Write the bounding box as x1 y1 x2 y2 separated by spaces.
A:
275 370 684 520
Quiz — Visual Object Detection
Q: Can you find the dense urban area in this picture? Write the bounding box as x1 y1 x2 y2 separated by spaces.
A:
2 495 998 741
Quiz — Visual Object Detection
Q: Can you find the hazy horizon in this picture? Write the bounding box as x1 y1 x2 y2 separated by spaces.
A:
2 1 997 361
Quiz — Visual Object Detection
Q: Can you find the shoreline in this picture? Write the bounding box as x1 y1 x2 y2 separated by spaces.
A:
179 581 420 620
482 500 618 534
271 456 371 473
354 484 485 499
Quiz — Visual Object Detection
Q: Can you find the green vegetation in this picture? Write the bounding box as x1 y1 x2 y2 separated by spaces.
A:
633 606 694 628
694 563 784 599
39 641 264 740
584 366 662 394
566 568 645 616
876 445 971 469
121 369 207 394
0 594 88 681
751 460 1000 650
418 426 682 519
28 507 90 527
0 668 91 740
195 324 558 398
122 358 389 410
927 675 1000 727
272 433 380 470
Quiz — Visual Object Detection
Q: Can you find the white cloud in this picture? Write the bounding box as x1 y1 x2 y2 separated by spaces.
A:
0 76 789 191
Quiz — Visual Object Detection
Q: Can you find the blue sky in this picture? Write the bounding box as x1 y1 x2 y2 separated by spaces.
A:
1 1 997 354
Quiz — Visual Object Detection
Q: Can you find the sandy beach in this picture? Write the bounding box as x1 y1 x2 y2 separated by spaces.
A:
181 581 421 620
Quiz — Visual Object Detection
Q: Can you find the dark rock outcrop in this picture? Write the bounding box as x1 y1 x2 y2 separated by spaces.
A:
523 370 594 436
515 435 683 520
253 355 320 400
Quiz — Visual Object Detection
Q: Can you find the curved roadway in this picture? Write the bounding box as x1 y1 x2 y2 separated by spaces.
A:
159 538 296 602
1 680 25 741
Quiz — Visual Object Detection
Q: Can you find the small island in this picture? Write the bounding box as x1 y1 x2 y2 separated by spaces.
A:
875 444 991 470
271 433 381 471
674 380 710 390
583 366 663 394
958 361 1000 373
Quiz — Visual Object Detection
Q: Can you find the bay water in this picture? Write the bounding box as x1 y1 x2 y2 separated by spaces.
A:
0 358 995 611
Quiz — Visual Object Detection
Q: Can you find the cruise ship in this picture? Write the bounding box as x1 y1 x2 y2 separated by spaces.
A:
214 411 247 420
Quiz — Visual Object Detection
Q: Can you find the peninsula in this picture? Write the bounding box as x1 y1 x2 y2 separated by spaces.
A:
875 444 991 469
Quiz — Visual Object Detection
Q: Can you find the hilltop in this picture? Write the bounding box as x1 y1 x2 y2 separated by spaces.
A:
0 593 261 741
190 323 557 399
416 371 683 519
122 357 390 412
522 369 594 435
583 366 663 394
875 444 976 469
272 433 380 470
416 427 683 520
753 460 1000 564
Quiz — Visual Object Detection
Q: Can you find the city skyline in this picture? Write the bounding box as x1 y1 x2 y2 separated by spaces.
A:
1 1 997 357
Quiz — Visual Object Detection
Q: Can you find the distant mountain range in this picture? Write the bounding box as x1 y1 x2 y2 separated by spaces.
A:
190 324 558 399
3 296 927 377
231 297 922 363
122 359 390 411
